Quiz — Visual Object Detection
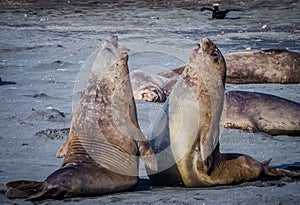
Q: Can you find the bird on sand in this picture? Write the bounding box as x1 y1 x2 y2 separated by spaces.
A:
200 3 242 19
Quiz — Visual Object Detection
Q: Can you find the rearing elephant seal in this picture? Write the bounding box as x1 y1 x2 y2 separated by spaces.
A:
5 37 157 200
146 38 299 187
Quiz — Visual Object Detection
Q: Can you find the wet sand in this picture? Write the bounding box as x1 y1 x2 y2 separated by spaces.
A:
0 0 299 204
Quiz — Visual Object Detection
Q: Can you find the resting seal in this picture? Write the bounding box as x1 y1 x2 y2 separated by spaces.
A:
158 49 300 84
221 91 300 135
130 70 167 103
146 37 299 187
5 37 157 200
131 69 300 136
131 74 300 135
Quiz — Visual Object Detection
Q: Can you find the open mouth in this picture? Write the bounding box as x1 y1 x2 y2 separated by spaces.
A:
194 43 202 55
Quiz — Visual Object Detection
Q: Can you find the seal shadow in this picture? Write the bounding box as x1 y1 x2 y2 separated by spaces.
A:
206 17 242 20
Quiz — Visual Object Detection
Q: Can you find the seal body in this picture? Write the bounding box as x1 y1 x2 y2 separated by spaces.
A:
5 37 157 200
225 49 300 84
221 91 300 135
158 49 300 84
146 38 299 187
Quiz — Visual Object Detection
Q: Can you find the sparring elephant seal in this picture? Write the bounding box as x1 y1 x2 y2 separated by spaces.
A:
5 37 157 200
146 37 299 187
158 49 300 84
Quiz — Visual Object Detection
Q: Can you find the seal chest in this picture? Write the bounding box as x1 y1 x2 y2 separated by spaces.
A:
5 36 157 200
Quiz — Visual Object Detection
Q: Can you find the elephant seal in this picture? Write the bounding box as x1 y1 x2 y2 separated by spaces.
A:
221 91 300 135
130 70 167 103
146 37 299 187
131 74 300 136
158 49 300 84
5 36 157 200
225 49 300 84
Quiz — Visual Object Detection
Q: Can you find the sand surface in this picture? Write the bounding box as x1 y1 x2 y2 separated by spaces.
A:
0 0 299 204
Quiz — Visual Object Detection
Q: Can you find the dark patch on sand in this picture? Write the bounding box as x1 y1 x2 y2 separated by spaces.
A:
36 128 70 140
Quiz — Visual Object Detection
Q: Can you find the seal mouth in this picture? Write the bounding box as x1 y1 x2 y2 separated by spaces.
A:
194 43 202 55
139 86 166 103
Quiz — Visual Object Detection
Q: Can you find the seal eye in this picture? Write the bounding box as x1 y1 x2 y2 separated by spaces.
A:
211 51 219 62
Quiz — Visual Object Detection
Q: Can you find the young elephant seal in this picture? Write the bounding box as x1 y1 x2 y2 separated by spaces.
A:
5 37 157 200
146 38 299 187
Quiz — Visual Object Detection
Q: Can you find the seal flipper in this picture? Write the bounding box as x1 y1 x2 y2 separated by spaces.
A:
56 140 68 158
137 141 158 171
5 180 45 199
262 159 300 178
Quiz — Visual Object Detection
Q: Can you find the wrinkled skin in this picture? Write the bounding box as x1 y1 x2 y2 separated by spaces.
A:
146 38 300 187
158 49 300 84
5 37 157 201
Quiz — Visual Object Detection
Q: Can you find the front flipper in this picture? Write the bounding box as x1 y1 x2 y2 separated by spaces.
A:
137 140 158 171
56 141 68 158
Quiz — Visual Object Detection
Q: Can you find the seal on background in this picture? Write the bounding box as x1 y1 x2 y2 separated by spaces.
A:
5 37 157 200
158 49 300 84
221 90 300 135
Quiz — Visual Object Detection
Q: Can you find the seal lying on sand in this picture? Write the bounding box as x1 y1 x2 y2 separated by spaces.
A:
130 70 167 103
146 37 299 187
221 91 300 135
131 70 300 136
158 49 300 84
5 37 157 200
131 72 300 135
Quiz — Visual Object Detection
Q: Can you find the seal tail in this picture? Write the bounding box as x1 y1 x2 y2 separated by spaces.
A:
5 180 64 201
262 158 300 178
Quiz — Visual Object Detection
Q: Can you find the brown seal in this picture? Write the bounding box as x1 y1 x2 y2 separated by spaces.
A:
132 69 300 136
158 49 300 84
130 70 167 103
146 37 299 187
221 91 300 135
131 75 300 135
5 37 157 200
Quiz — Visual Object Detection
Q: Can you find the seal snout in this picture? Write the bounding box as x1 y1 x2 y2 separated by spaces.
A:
194 43 203 55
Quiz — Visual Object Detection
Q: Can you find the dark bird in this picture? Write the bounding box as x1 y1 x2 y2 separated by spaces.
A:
200 3 242 19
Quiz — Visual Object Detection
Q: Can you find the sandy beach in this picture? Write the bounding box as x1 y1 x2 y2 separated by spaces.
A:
0 0 299 204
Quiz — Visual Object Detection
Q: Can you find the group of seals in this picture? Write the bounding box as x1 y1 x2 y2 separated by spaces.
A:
158 49 300 84
131 71 300 136
131 47 300 136
5 37 299 200
5 37 157 200
146 37 299 187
